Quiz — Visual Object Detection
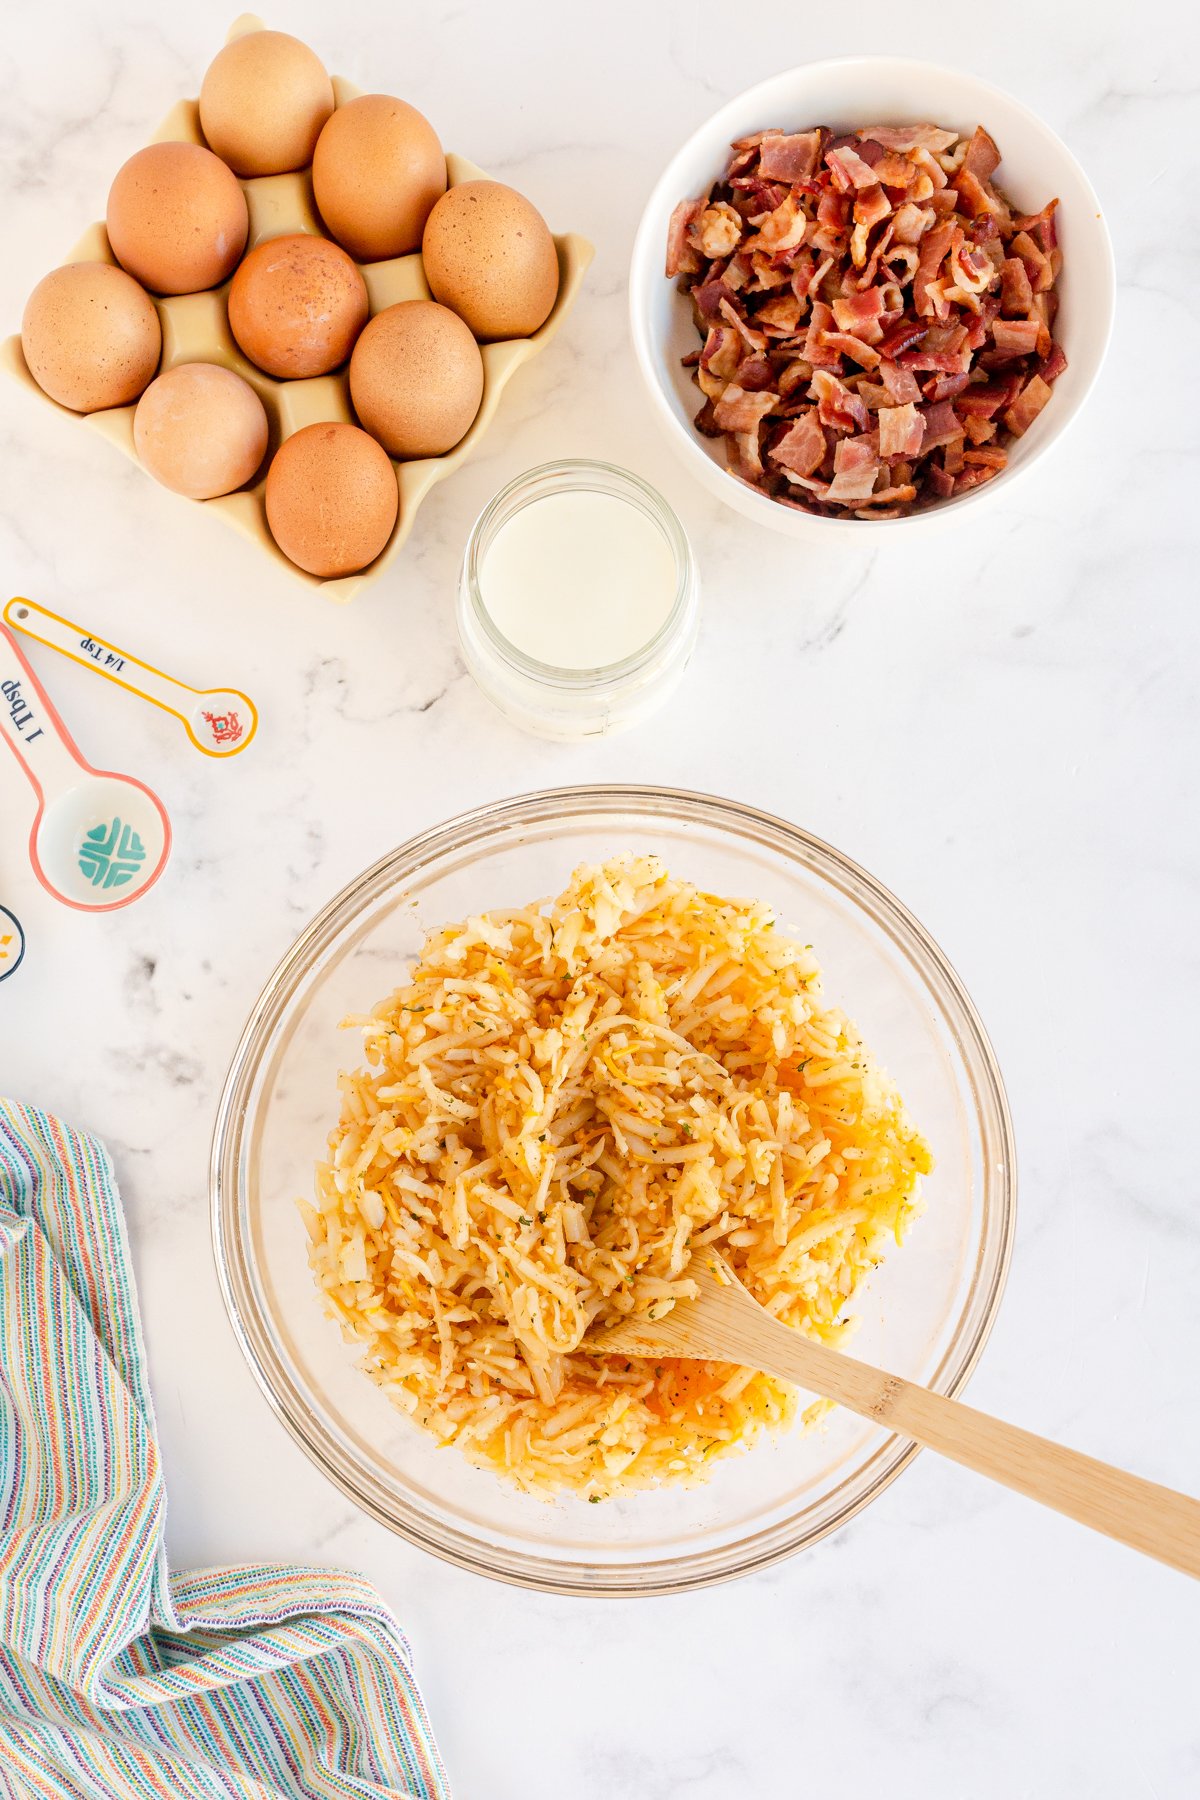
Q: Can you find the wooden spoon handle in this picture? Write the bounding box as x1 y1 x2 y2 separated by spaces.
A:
751 1319 1200 1579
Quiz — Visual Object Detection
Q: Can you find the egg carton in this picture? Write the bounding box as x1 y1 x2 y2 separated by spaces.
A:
2 15 594 603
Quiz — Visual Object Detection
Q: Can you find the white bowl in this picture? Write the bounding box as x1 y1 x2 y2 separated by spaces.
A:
629 57 1115 536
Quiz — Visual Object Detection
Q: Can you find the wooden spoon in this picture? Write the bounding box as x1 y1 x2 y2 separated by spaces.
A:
597 1252 1200 1579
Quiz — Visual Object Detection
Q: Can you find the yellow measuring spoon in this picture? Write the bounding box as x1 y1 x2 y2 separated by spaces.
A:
4 596 258 758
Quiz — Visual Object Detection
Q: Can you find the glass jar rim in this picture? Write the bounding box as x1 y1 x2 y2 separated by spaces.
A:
462 460 695 687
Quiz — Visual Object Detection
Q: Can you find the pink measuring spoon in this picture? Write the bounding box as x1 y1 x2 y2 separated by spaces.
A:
0 623 171 911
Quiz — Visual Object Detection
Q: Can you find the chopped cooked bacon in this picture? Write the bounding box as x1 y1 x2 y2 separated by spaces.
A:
735 354 776 390
911 147 949 192
1014 198 1059 252
991 317 1041 355
898 320 971 373
963 444 1007 470
749 252 791 290
878 401 925 459
823 330 882 369
667 199 702 277
769 408 826 477
809 253 834 293
854 184 892 232
778 360 814 398
855 380 890 410
811 368 871 433
880 360 922 404
953 169 1012 230
810 191 850 256
693 276 734 321
1000 256 1034 316
1039 342 1068 383
693 395 724 436
713 383 779 433
879 243 920 288
825 435 880 502
953 464 999 492
725 252 753 291
913 221 954 316
956 377 1018 417
747 193 809 254
726 429 764 480
922 370 968 403
891 202 935 244
853 220 897 290
1003 372 1052 436
1027 289 1055 357
963 413 997 444
669 117 1064 516
695 361 727 402
1010 229 1054 293
859 124 958 153
948 238 993 296
961 126 1001 182
700 326 742 381
919 400 964 449
877 318 929 358
831 286 887 340
755 291 804 335
719 297 768 351
802 300 842 370
788 252 817 300
758 130 822 183
826 146 881 191
691 202 744 259
857 482 917 508
872 151 918 188
738 178 789 214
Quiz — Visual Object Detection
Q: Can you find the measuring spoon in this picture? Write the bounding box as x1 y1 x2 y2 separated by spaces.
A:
0 624 171 911
4 597 258 757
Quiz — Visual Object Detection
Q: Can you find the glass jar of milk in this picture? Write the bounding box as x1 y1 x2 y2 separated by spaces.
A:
457 461 699 740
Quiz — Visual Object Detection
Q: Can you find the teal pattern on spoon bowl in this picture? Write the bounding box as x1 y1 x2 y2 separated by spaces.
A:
78 818 148 889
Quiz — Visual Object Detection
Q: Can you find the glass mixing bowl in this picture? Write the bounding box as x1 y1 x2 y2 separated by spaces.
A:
211 786 1015 1594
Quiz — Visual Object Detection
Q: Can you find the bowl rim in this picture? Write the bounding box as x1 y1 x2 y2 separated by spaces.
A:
629 54 1116 534
210 783 1017 1594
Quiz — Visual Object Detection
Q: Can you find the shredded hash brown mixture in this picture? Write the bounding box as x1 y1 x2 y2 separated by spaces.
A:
667 122 1066 517
304 857 931 1498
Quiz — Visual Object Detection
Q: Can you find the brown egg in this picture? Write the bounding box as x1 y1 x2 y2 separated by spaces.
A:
422 181 559 341
199 30 334 177
134 363 269 499
312 94 446 261
227 235 368 378
266 422 398 576
21 262 161 413
349 300 483 458
106 142 248 296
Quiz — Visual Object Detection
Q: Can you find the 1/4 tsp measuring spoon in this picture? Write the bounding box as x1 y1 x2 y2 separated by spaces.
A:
4 596 258 757
0 624 170 911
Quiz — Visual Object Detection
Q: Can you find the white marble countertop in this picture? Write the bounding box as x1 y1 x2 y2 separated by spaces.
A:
3 3 1199 1794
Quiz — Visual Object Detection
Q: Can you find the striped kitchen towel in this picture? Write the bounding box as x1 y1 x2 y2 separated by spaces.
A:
0 1098 452 1800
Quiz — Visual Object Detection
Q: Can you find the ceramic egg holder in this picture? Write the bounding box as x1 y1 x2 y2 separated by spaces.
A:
1 15 594 604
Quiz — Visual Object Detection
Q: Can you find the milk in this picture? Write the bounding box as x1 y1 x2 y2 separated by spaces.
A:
478 489 678 670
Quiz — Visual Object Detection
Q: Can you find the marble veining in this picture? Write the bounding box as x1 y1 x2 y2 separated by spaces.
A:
3 2 1199 1795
